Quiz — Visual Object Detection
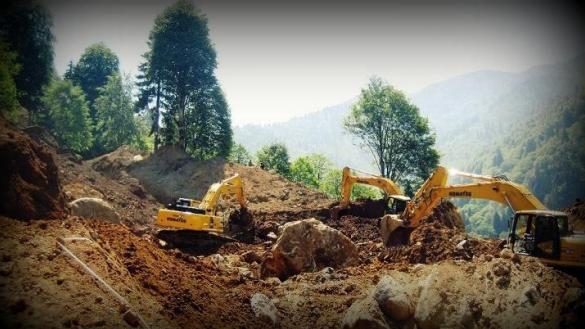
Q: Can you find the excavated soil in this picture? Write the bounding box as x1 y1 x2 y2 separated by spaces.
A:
0 120 66 220
1 121 584 328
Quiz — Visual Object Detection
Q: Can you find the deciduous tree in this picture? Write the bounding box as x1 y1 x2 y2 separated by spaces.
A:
42 79 92 153
65 42 119 121
344 77 439 187
257 143 290 177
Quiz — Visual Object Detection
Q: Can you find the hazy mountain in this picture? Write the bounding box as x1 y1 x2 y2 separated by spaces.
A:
234 99 380 172
415 56 585 168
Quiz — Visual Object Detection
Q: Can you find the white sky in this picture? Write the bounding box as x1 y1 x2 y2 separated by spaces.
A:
45 0 584 126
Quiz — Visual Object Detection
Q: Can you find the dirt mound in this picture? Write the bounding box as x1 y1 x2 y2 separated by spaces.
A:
56 150 161 226
345 198 387 218
125 146 333 213
419 201 465 230
376 201 501 264
0 119 66 220
88 145 145 180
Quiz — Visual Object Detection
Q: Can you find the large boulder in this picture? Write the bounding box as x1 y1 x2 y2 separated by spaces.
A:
374 275 416 321
261 218 358 279
69 197 120 223
250 293 279 325
0 120 66 220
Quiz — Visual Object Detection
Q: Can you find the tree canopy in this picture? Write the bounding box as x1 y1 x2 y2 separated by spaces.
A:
64 42 120 121
0 41 20 118
257 143 291 177
42 79 92 153
344 77 439 187
0 0 54 121
137 0 231 158
93 74 138 154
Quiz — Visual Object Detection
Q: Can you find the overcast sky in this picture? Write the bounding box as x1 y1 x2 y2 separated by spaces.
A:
45 0 584 126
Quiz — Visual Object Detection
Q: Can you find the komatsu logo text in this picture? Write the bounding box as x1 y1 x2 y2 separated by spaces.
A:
167 215 186 223
449 191 472 197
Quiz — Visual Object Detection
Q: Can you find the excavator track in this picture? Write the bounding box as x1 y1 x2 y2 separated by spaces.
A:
156 229 236 255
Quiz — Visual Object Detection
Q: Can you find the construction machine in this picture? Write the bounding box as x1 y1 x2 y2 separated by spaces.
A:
330 167 411 220
156 174 254 250
380 167 585 267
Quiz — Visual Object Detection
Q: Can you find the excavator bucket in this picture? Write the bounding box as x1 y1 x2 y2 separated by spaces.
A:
226 208 255 243
380 214 412 246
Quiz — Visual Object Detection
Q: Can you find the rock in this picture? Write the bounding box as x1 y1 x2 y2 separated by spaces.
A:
455 240 468 250
374 275 415 321
315 267 335 283
492 261 511 277
261 218 358 279
0 120 67 220
266 232 278 240
342 296 390 329
69 197 120 223
129 183 146 199
499 248 514 259
250 293 279 325
241 250 262 264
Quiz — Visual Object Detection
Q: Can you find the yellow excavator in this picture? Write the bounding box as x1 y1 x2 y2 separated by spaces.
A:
381 166 585 267
330 166 410 220
156 174 254 249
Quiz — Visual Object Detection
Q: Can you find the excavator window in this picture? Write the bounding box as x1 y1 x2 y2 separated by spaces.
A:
533 216 560 259
511 214 531 254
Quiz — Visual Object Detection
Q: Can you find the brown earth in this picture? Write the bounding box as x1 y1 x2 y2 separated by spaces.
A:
0 121 584 328
0 120 66 220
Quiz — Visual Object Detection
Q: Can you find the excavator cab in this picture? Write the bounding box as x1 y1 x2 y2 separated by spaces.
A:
387 194 410 214
509 210 568 260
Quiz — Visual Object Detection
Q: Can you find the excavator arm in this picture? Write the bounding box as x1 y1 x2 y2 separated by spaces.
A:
339 167 405 208
382 166 547 246
198 174 248 213
332 167 408 220
403 180 546 226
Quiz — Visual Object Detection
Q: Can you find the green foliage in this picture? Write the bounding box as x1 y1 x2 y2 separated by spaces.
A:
135 55 162 150
459 91 585 237
0 41 21 119
132 112 154 152
93 74 138 154
186 85 232 159
257 143 291 177
319 169 342 199
344 76 439 187
229 143 253 165
290 153 334 189
0 0 54 120
42 79 92 153
65 42 120 121
318 168 382 200
305 154 333 181
138 0 232 158
290 157 320 188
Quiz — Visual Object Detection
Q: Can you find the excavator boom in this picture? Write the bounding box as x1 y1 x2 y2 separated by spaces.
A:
332 167 409 220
